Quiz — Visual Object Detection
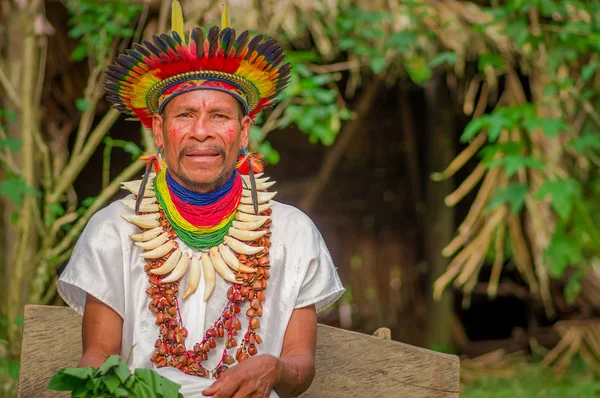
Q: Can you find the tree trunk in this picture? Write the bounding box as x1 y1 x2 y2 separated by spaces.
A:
423 74 456 350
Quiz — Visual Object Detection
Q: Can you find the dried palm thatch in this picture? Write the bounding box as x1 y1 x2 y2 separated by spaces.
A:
461 349 529 383
543 320 600 378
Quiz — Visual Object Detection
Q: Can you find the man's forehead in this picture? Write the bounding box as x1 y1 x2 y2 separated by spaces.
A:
168 90 239 111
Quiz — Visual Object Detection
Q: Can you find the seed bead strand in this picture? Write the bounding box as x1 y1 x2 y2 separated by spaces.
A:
146 207 272 378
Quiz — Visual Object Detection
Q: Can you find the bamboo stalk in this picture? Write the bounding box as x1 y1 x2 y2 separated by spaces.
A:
487 223 506 298
508 213 539 292
455 207 507 286
71 67 103 157
444 163 486 207
543 328 576 366
0 64 22 108
431 132 487 182
458 167 500 236
7 24 37 356
46 159 144 264
48 109 121 205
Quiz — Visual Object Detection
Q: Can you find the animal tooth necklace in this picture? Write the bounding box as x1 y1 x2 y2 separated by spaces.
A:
120 160 276 378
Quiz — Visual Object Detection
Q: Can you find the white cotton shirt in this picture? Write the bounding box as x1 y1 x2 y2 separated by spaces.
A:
57 198 345 397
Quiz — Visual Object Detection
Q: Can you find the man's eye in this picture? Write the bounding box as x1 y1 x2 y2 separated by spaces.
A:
177 112 191 118
213 114 229 120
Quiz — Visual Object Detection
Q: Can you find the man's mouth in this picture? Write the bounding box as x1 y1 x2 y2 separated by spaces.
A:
185 149 221 157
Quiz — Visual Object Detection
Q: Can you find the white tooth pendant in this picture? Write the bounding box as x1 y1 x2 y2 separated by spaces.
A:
130 226 163 242
228 227 267 242
238 202 273 215
122 213 160 229
242 180 276 191
150 249 182 275
135 232 169 250
240 191 277 205
183 255 202 299
241 173 263 181
161 252 190 283
141 240 176 259
232 219 267 230
201 253 216 301
121 181 155 197
209 247 238 283
236 212 269 223
219 244 256 273
223 236 263 255
120 197 157 208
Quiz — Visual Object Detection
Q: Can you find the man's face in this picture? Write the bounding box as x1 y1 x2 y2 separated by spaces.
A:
152 90 250 193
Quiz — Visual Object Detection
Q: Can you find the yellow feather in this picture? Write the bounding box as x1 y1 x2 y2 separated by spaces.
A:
221 1 230 29
171 0 184 37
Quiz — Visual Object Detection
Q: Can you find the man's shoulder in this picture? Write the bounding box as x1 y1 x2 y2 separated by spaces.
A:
271 201 320 234
85 194 137 233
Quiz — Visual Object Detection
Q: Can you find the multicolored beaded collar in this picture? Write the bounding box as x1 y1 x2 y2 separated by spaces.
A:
120 162 276 378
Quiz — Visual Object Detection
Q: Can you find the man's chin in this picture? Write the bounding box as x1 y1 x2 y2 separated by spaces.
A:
172 170 231 193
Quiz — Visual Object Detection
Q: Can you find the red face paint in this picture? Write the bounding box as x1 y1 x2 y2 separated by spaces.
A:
168 126 180 138
223 128 235 141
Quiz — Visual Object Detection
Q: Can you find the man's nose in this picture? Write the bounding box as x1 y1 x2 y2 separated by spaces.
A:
190 116 216 142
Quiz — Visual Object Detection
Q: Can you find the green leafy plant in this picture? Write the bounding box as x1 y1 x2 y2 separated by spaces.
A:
48 355 183 398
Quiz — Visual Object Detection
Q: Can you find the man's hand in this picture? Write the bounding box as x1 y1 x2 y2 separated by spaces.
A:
202 354 281 398
203 305 317 398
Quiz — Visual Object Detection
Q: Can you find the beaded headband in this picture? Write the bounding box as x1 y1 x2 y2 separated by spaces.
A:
103 1 291 128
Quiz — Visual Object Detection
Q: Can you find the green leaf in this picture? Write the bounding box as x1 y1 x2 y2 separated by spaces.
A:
257 141 280 165
99 355 131 384
387 31 418 51
0 138 22 152
0 177 41 205
75 98 92 112
581 62 598 83
122 141 142 160
488 155 544 177
461 117 488 142
8 360 19 380
523 117 568 138
534 178 582 220
478 53 504 73
404 56 432 83
81 196 97 207
570 134 600 152
429 51 457 68
564 269 584 304
369 57 387 75
134 368 183 397
545 223 583 278
101 373 122 393
47 367 94 391
487 183 529 213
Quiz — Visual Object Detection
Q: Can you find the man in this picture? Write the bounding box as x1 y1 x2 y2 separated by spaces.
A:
57 2 344 397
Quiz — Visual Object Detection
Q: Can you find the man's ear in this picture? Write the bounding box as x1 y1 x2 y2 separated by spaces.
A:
240 115 251 148
152 114 164 148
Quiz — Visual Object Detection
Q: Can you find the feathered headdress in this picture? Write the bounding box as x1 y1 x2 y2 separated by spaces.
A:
103 1 291 129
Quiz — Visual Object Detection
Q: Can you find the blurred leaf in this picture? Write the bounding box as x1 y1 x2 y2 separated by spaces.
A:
430 51 457 68
75 98 91 112
369 57 387 74
570 134 600 152
488 155 544 177
564 269 584 305
0 177 41 205
0 138 22 152
546 222 583 278
404 56 432 83
534 178 582 220
257 141 280 165
488 183 529 212
524 117 568 138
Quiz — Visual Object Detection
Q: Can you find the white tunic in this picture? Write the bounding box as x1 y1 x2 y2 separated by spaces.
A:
57 198 345 397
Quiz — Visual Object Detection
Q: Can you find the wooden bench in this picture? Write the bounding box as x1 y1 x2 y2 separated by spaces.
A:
18 305 460 397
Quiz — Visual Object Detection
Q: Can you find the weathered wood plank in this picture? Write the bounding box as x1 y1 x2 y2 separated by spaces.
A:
303 324 459 397
18 305 80 398
18 305 459 397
